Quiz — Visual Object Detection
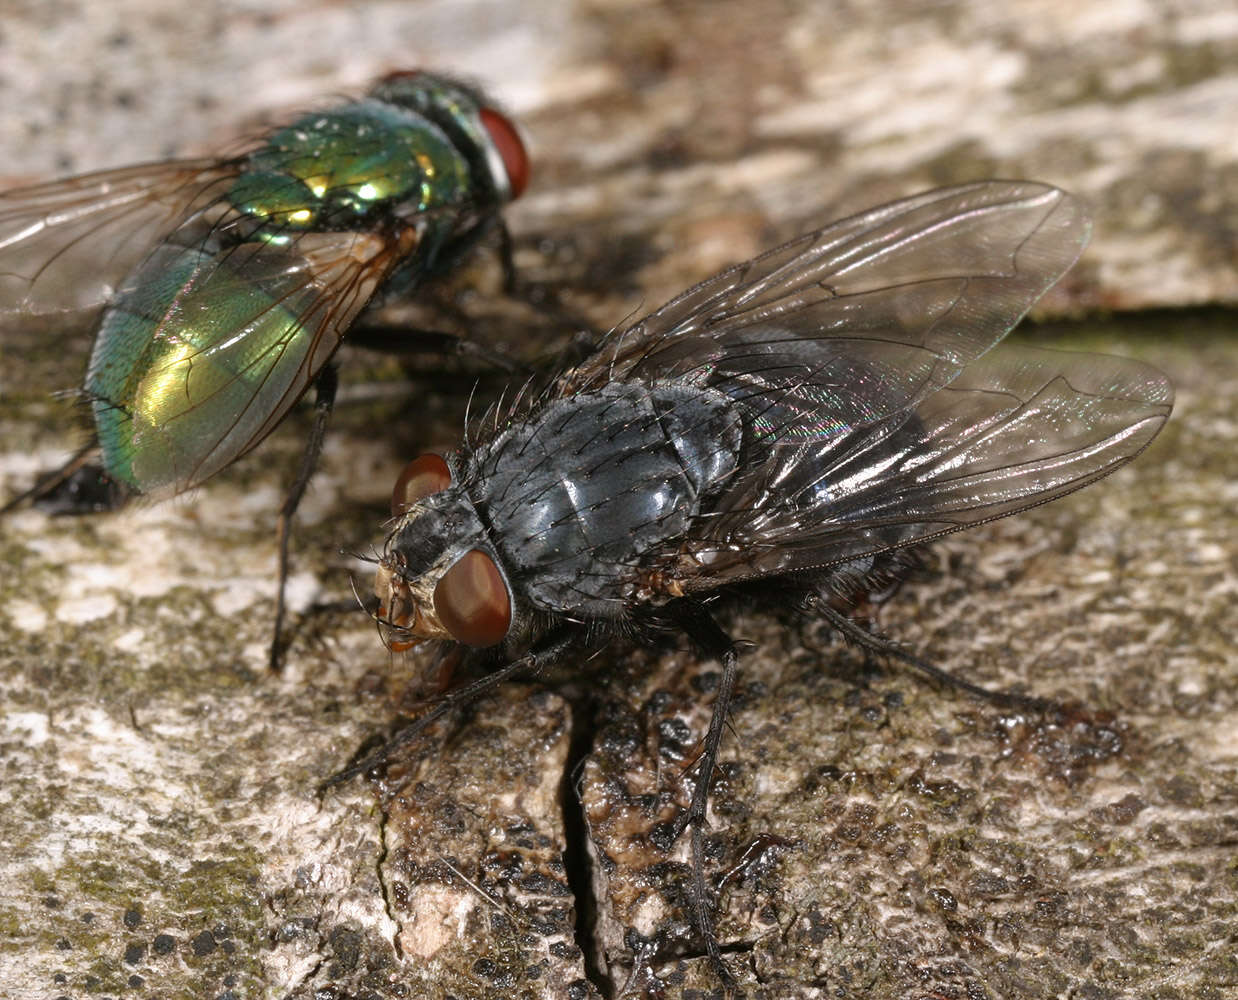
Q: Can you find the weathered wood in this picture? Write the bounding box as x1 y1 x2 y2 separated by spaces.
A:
1 3 1235 998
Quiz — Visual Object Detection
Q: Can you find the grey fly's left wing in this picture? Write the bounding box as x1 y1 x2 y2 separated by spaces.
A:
564 181 1090 434
675 344 1172 587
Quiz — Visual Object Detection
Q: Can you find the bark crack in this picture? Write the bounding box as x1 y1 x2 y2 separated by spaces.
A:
560 689 612 996
374 793 404 961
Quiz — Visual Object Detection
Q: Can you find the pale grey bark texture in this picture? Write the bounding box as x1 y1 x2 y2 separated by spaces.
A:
1 2 1235 998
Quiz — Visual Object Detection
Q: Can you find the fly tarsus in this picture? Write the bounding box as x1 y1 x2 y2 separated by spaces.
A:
318 626 578 793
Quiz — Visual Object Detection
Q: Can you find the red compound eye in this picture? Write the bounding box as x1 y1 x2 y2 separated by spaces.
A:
433 549 512 647
391 453 452 517
479 106 530 199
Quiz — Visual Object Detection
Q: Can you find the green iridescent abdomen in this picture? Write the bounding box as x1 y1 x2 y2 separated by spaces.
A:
86 229 370 493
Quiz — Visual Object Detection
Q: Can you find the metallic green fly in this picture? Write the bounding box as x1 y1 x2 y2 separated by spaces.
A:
0 70 529 663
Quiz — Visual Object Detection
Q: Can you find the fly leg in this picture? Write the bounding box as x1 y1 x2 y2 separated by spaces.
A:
809 596 1056 713
348 321 530 373
495 218 517 296
319 627 579 792
270 365 339 671
350 290 600 375
354 217 600 373
438 214 514 296
1 441 128 516
441 214 604 363
662 598 742 995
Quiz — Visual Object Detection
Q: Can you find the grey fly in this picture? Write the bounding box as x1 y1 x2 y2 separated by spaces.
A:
329 180 1173 987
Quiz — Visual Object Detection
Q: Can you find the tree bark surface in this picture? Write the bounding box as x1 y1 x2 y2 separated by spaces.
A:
1 3 1234 998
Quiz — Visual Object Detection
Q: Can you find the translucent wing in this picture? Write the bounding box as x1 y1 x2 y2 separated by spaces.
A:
676 344 1173 587
0 159 241 319
88 222 418 494
566 181 1090 430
